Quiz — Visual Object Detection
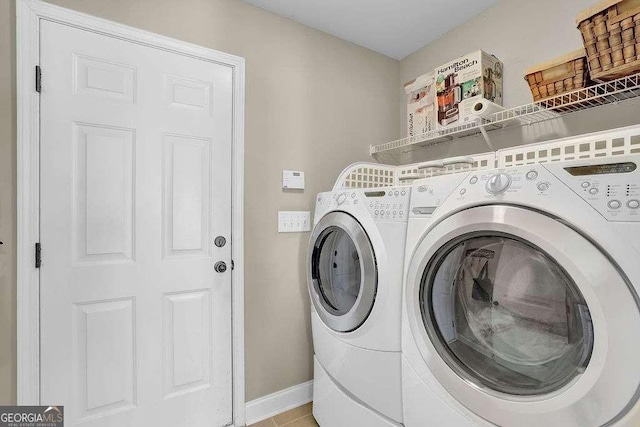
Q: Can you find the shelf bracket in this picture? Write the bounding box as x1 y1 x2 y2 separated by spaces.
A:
479 125 495 152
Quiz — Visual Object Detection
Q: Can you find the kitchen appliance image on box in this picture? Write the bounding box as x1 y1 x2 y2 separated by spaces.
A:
404 72 436 137
435 50 503 128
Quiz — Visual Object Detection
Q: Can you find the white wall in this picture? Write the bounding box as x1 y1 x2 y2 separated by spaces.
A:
399 0 640 163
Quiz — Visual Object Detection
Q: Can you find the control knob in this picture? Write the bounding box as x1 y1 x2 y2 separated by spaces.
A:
336 193 347 205
486 173 512 195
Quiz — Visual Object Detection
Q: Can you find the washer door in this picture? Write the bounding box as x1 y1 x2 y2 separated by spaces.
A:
423 233 593 396
405 205 640 426
308 212 377 332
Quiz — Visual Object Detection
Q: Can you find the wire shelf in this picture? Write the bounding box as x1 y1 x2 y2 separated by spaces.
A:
371 72 640 157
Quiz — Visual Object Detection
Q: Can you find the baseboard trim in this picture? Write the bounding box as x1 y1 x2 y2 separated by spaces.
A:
245 380 314 425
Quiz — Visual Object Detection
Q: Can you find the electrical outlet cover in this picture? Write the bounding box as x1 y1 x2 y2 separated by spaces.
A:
278 211 311 232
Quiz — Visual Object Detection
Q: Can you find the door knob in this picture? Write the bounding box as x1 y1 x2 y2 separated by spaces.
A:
214 261 227 273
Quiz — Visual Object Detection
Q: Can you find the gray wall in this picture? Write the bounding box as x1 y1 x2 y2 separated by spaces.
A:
0 0 400 404
398 0 640 164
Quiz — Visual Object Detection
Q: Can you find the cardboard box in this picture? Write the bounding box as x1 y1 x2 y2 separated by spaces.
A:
404 72 436 137
434 50 503 128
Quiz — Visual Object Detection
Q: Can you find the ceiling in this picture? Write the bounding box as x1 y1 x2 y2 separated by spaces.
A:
240 0 499 60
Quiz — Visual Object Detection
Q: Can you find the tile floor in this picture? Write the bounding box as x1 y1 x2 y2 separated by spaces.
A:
248 403 318 427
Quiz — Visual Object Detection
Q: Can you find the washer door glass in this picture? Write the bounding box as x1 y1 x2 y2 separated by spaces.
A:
309 212 377 332
421 233 594 396
314 226 362 314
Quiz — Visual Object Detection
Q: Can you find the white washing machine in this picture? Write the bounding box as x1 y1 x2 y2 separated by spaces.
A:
402 155 640 426
308 187 410 427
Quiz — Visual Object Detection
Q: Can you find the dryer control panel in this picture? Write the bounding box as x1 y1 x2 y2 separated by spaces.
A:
314 188 411 223
362 187 411 221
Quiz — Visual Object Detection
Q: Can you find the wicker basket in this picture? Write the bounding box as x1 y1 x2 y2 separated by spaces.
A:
577 0 640 81
524 49 589 101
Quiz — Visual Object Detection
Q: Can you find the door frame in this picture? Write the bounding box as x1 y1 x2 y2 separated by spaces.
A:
16 1 246 424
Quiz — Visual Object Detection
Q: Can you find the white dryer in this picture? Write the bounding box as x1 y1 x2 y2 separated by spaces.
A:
402 156 640 426
308 187 410 427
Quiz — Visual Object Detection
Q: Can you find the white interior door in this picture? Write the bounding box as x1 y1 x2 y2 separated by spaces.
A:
39 19 233 427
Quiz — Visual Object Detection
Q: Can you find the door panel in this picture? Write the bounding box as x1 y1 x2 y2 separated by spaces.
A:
40 20 232 427
76 298 136 419
162 290 212 398
163 134 212 258
74 123 135 263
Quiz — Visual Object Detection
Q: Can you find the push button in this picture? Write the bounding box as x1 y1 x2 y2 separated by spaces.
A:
628 200 640 209
526 170 538 180
608 200 622 209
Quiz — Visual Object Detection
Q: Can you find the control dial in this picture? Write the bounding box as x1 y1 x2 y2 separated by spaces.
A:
486 173 512 195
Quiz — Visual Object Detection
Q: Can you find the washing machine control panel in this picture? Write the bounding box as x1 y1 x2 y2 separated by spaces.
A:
407 155 640 223
454 162 640 222
450 168 550 206
544 159 640 222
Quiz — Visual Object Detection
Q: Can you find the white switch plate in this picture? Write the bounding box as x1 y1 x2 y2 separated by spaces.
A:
283 170 305 190
278 211 311 233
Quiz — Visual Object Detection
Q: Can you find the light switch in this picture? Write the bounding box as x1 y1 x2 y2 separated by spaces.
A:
283 170 305 190
278 211 311 233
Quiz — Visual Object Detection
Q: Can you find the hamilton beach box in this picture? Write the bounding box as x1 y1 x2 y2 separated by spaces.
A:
434 50 503 128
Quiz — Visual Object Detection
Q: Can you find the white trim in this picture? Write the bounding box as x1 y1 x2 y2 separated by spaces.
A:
245 381 314 425
16 1 246 424
16 0 41 406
